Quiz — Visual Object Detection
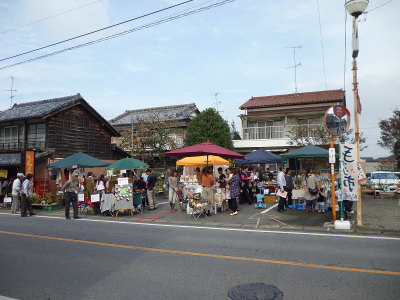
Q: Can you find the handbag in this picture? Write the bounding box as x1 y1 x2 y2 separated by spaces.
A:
308 187 319 195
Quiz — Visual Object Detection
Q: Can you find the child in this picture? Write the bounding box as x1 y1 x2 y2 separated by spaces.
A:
317 187 326 213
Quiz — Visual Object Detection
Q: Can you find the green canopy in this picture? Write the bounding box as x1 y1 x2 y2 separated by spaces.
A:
106 158 149 170
46 152 111 169
281 145 329 160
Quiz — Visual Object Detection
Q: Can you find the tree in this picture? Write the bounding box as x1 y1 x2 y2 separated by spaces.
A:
287 125 367 150
378 108 400 152
394 138 400 170
230 121 241 140
119 112 180 166
185 108 234 150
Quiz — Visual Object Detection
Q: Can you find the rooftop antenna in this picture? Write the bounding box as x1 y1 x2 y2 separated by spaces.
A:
213 92 223 114
4 76 17 107
286 46 302 93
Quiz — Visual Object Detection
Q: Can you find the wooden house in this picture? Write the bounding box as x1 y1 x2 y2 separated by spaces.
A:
0 94 126 181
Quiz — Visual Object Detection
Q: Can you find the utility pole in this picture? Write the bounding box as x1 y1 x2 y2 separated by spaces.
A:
4 76 17 107
286 46 302 93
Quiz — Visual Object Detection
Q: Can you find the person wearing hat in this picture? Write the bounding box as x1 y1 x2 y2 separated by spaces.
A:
145 169 157 210
21 173 35 217
11 173 24 214
61 171 81 219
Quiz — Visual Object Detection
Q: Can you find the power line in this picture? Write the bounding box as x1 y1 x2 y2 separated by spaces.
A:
0 0 103 35
0 0 236 71
0 0 196 63
365 0 395 13
316 0 327 90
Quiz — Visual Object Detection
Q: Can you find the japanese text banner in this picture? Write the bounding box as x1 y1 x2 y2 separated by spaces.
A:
340 144 359 201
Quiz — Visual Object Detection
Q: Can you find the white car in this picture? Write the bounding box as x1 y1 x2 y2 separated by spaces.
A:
368 171 400 193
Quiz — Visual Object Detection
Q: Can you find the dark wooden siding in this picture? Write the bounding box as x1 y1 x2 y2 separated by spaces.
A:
47 105 113 159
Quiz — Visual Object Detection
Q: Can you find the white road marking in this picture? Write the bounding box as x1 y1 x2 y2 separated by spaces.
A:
1 212 399 241
261 203 278 214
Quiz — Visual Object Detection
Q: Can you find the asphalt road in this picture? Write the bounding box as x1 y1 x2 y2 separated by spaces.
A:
0 214 399 300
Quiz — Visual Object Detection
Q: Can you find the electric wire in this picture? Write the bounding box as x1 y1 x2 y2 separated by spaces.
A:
0 0 196 62
364 0 395 13
0 0 235 71
0 0 103 35
316 0 327 90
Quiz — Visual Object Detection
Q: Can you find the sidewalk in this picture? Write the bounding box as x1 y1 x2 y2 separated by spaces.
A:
1 193 399 236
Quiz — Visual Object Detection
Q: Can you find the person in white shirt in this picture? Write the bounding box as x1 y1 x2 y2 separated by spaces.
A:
277 166 287 212
11 173 24 214
21 173 35 217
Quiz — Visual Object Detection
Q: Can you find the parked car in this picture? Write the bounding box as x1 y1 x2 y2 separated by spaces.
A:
367 171 400 193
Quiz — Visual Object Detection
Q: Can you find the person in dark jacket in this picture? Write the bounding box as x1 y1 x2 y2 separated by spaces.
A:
285 168 294 207
146 169 157 210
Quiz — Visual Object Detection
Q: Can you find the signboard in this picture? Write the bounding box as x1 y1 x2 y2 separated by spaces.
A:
340 144 359 201
0 169 8 178
329 148 336 164
24 150 35 176
117 177 129 186
324 105 351 136
357 163 367 183
47 158 63 165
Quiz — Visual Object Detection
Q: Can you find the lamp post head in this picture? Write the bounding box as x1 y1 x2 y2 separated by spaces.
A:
345 0 369 18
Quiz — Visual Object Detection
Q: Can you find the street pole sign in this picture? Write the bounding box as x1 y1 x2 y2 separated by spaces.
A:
324 105 351 221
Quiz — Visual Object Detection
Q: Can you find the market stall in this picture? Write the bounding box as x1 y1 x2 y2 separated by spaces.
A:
164 142 243 218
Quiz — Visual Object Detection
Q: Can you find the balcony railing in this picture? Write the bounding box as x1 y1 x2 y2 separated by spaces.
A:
242 124 322 140
0 141 46 151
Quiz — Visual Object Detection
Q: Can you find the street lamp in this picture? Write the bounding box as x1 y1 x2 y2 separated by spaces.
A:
345 0 368 226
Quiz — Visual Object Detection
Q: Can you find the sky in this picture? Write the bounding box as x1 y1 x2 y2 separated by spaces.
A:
0 0 399 158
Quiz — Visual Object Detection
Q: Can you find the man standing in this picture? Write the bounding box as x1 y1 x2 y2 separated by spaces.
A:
277 166 287 212
61 172 80 219
11 173 24 214
146 169 157 210
21 173 35 217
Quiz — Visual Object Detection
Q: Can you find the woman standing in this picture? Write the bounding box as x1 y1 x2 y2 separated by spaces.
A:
228 168 240 216
168 170 179 213
285 168 294 207
303 169 319 213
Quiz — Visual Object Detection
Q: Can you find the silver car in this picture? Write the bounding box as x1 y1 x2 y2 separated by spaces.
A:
368 171 400 193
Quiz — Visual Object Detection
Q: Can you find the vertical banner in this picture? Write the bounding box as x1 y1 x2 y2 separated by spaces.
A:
340 144 359 201
23 150 35 176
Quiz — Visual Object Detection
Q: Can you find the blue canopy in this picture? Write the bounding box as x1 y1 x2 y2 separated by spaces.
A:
234 149 281 164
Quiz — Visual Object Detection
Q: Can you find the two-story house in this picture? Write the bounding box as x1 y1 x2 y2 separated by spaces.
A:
109 103 200 149
234 89 346 153
0 94 126 181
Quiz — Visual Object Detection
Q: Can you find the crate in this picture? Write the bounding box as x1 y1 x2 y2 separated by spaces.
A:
43 204 61 211
264 196 277 203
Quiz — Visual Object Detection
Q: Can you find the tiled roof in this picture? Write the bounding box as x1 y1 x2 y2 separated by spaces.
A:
110 103 199 126
0 153 21 166
0 94 82 122
240 89 345 110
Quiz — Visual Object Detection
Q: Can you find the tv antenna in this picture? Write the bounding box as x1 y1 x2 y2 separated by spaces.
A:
213 92 223 114
286 46 302 93
4 76 17 107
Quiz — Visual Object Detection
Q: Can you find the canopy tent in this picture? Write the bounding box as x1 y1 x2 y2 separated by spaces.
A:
281 145 330 184
234 149 281 165
176 155 229 166
163 142 244 160
281 145 329 161
46 152 111 169
106 158 149 170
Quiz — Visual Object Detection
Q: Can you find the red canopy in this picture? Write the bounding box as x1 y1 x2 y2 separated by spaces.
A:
163 142 244 159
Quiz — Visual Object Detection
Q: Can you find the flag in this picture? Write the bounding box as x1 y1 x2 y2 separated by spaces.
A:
356 91 362 114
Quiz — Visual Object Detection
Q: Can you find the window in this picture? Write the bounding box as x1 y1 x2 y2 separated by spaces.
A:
28 123 46 145
0 126 18 143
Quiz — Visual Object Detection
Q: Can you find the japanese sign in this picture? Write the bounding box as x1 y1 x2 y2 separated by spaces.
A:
24 150 35 176
340 144 359 201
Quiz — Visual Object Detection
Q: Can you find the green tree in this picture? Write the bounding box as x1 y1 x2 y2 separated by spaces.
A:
185 108 234 150
230 121 241 140
378 108 400 152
